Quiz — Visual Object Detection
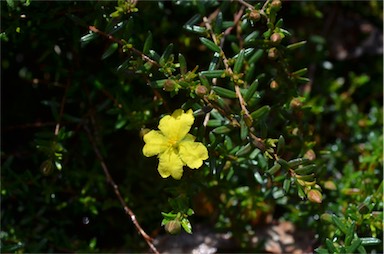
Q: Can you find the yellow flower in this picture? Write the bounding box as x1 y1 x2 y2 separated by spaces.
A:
143 109 209 180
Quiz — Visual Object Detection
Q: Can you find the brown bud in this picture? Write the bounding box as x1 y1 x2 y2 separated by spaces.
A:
271 0 282 11
268 47 278 59
195 85 208 96
304 149 316 161
270 33 282 43
270 80 279 90
163 79 176 91
290 98 302 109
164 220 181 234
249 10 261 21
40 160 54 175
324 180 337 191
307 189 322 203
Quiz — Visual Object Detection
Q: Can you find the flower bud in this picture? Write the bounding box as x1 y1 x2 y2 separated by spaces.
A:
307 189 322 203
271 0 282 11
290 98 302 109
320 213 332 223
164 220 181 234
249 10 261 21
304 149 316 161
163 79 176 92
270 33 282 44
268 47 278 59
324 180 337 191
40 159 54 175
195 85 208 96
270 80 279 90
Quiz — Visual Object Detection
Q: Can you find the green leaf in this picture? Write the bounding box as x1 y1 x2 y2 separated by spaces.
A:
212 86 237 99
332 215 348 235
248 49 263 64
235 143 252 156
208 52 221 71
200 70 226 78
6 0 14 9
287 158 310 168
200 37 221 53
291 68 308 77
360 237 382 246
245 63 256 83
161 212 177 220
277 159 290 169
294 164 316 175
345 221 355 246
240 118 248 140
233 49 245 73
277 135 285 154
287 40 307 50
244 31 259 43
207 119 226 127
267 163 281 175
224 135 233 150
80 32 99 47
150 79 167 88
345 238 362 253
212 126 232 134
295 173 315 182
184 25 207 34
101 43 118 60
214 12 223 34
250 105 270 120
283 178 291 193
160 43 174 65
325 239 337 253
181 218 192 234
143 32 152 54
244 79 259 102
178 53 187 75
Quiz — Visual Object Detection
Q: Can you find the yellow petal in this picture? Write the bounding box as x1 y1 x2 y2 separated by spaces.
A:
178 140 208 169
158 109 194 143
158 148 184 180
142 130 169 157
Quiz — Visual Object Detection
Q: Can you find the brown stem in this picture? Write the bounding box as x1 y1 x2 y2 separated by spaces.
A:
236 0 255 10
88 25 159 67
84 124 159 254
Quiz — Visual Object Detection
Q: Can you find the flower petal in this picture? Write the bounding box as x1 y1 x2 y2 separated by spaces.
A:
158 109 194 142
142 130 169 157
158 148 184 179
179 140 209 169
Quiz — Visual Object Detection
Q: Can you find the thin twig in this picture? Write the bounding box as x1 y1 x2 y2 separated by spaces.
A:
54 68 72 136
236 0 255 10
88 25 160 67
203 16 251 119
84 125 159 254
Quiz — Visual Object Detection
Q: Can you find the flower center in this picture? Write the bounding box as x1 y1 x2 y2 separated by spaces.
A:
168 138 178 147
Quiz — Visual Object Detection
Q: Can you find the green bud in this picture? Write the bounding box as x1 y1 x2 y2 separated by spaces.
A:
320 213 332 223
